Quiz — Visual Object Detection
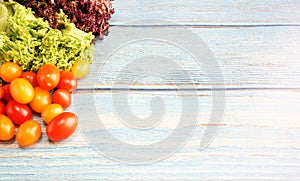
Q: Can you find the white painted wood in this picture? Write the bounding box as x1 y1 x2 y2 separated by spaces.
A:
111 0 300 25
79 26 300 89
0 90 299 179
1 0 300 179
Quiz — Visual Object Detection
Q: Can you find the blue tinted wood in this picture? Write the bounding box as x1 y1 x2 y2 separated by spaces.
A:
79 26 300 89
111 0 300 25
0 90 299 179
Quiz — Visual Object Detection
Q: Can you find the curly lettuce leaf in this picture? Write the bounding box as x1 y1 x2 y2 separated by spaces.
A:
0 2 11 31
0 1 94 71
14 0 114 39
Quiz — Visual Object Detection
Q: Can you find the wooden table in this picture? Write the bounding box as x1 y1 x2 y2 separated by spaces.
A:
1 0 300 180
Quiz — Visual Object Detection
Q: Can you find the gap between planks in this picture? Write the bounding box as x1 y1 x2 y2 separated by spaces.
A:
76 87 300 93
110 24 300 28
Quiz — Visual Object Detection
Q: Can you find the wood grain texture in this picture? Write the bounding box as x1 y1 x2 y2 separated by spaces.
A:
0 90 299 180
1 0 300 180
79 26 300 90
111 0 300 25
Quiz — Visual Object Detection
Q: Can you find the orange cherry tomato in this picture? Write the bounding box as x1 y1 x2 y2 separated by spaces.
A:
52 89 71 109
41 104 64 124
29 87 52 113
10 78 34 104
36 64 60 91
0 114 15 141
2 84 13 103
22 71 38 87
0 62 22 83
16 120 41 147
57 70 78 93
46 112 78 142
0 86 4 99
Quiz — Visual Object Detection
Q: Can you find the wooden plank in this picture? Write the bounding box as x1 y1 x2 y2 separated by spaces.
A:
72 90 300 128
79 26 300 89
1 1 298 180
111 0 300 25
0 90 299 179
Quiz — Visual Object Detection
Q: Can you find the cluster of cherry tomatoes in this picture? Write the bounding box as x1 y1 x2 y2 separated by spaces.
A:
0 62 82 147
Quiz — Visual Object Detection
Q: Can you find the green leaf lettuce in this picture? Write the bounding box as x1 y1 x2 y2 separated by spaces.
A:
0 1 94 71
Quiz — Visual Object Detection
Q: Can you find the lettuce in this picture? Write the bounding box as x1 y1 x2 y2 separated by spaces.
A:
0 1 94 71
14 0 114 39
0 1 12 31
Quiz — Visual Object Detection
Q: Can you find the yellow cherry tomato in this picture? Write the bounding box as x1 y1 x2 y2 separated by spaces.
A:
71 60 90 79
10 78 34 104
41 104 64 124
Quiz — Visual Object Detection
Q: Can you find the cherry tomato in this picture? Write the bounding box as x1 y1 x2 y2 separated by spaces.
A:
0 100 6 114
2 84 13 103
57 71 78 93
36 64 60 91
46 112 78 141
29 87 52 113
71 60 90 79
0 86 4 99
0 114 15 141
6 100 32 125
52 89 71 109
22 71 38 87
16 120 41 147
41 104 64 124
10 78 34 104
0 62 22 83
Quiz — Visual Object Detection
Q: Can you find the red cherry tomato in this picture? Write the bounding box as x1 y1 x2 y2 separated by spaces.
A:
57 71 78 93
52 89 71 109
29 87 52 113
36 64 60 91
0 86 4 99
10 78 35 104
46 112 78 141
6 100 32 125
22 71 38 87
2 84 13 103
16 120 41 147
0 114 15 141
0 62 22 83
0 100 6 115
